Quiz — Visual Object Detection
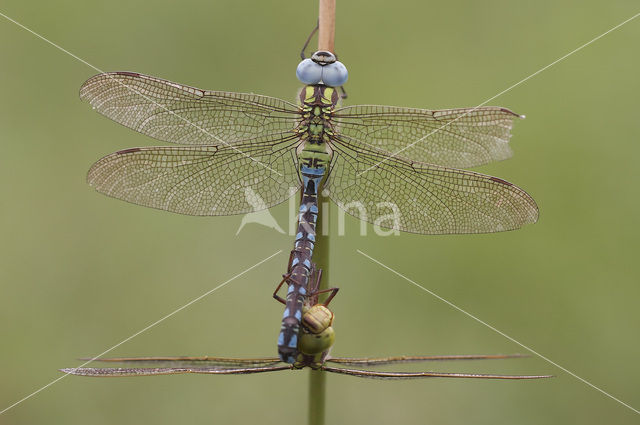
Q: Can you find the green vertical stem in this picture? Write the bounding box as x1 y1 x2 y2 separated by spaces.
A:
308 192 330 425
315 192 330 298
308 369 326 425
309 2 335 422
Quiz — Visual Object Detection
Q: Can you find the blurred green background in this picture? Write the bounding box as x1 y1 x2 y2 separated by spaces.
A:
1 1 639 424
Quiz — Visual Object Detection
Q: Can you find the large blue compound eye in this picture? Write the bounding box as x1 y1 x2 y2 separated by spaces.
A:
296 59 323 85
321 61 348 87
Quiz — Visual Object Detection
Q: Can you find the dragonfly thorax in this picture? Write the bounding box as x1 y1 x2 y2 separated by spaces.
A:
296 85 337 169
299 85 339 108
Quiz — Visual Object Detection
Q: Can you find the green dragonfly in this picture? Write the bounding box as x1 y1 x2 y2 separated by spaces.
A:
83 57 537 234
63 266 550 380
82 51 537 363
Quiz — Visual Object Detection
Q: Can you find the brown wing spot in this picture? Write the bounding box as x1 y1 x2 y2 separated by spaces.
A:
489 176 513 186
117 147 142 155
115 71 141 77
499 107 523 118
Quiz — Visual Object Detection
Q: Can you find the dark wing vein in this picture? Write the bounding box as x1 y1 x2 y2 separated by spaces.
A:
322 366 549 380
62 365 291 377
326 354 526 366
332 105 523 168
86 356 282 367
326 135 538 235
87 136 301 216
81 72 301 145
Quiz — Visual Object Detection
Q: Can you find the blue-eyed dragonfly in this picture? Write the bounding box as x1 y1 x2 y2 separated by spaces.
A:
82 51 537 364
63 265 550 380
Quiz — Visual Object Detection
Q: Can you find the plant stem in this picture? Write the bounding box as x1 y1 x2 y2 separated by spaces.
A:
308 368 327 425
308 192 330 425
318 0 336 52
309 3 335 424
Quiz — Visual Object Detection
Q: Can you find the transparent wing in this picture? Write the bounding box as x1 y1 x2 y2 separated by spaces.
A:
322 366 551 380
82 356 282 367
332 105 522 168
87 136 300 216
327 354 526 366
80 72 301 145
326 136 538 234
61 365 291 377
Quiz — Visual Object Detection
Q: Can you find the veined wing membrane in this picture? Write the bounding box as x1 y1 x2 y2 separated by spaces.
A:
322 366 550 380
61 365 291 377
332 105 522 168
81 72 300 145
87 136 300 216
327 354 526 366
326 135 538 234
85 356 282 367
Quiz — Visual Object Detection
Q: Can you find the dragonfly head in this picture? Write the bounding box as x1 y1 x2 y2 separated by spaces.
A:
298 326 335 356
301 304 334 334
311 51 337 65
298 304 336 356
296 51 348 87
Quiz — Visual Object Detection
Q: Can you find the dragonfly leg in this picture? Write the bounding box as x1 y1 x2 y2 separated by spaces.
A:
313 287 339 306
308 266 339 305
300 20 319 60
310 265 322 291
273 273 292 305
338 85 348 100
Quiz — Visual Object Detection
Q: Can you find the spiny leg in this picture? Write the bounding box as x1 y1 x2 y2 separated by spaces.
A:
273 272 293 305
312 287 339 306
300 20 319 59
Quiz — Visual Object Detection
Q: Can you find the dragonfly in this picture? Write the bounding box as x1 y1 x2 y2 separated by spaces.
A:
63 265 550 380
82 51 537 363
274 252 339 363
